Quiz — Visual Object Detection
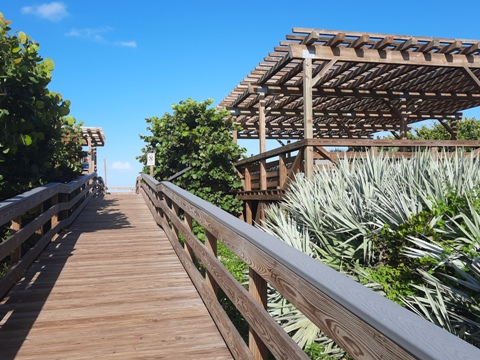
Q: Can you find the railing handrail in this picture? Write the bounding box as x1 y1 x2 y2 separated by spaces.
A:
139 173 480 360
0 173 99 225
0 173 105 299
234 138 480 167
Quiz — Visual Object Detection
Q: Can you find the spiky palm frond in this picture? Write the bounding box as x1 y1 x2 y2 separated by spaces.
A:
261 150 480 353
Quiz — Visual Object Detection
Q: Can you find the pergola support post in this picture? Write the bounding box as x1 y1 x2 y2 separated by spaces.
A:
303 57 314 179
259 93 267 190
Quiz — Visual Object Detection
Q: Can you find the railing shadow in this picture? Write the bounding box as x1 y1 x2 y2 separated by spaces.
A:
0 196 133 359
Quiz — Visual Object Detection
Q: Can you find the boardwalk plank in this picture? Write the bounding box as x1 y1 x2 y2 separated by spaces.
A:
0 194 233 360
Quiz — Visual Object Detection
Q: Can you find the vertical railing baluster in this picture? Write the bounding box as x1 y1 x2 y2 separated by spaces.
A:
51 194 59 228
249 268 268 360
244 167 251 191
279 154 287 189
172 202 180 237
205 231 218 295
184 213 195 261
9 216 22 266
36 203 44 237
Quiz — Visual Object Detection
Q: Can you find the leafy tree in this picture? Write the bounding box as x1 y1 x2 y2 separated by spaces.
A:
138 98 245 215
414 117 480 140
0 13 84 200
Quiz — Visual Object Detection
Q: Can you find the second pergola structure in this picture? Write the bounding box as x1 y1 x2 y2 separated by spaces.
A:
219 28 480 223
81 127 106 174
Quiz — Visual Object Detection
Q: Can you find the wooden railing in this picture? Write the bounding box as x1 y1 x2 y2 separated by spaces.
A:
234 139 480 196
138 173 480 360
0 173 105 299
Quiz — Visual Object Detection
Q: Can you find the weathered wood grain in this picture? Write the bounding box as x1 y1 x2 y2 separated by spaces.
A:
0 194 232 360
142 175 480 360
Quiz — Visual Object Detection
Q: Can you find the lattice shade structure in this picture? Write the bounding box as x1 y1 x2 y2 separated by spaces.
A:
81 127 106 173
219 28 480 140
81 126 106 147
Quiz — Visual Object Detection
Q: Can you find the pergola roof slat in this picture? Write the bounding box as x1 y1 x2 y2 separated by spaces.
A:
219 28 480 140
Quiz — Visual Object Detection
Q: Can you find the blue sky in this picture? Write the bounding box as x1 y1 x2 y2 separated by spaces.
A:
1 1 480 187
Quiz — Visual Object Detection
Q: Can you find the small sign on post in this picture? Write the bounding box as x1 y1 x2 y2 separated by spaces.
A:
147 152 155 177
147 152 155 166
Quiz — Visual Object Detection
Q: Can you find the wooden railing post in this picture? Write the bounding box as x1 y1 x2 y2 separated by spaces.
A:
245 201 253 225
249 268 268 360
205 231 218 295
279 154 287 189
172 202 180 237
59 193 68 221
244 166 253 225
184 213 195 261
36 203 44 236
244 167 251 191
9 216 22 265
51 194 59 228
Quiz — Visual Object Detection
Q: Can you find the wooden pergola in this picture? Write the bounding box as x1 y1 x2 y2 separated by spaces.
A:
81 127 106 173
219 28 480 223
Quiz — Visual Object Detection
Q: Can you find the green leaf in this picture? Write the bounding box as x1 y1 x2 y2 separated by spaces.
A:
21 134 32 146
18 31 27 44
65 116 75 125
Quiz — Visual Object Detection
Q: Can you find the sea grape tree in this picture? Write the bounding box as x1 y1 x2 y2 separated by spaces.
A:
138 98 245 215
0 13 84 200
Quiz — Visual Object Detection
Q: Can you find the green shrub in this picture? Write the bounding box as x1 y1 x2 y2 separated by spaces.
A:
261 150 480 355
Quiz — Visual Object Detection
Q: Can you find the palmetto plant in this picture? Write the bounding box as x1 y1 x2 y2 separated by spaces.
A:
261 150 480 355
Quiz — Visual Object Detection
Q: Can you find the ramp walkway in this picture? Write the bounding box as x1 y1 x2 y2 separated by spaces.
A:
0 194 232 359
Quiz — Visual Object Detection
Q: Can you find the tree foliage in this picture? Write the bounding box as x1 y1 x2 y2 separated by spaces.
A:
0 13 84 200
138 98 245 214
413 117 480 140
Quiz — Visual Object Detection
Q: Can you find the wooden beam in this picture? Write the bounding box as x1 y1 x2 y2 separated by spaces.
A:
305 138 480 147
230 107 461 121
258 95 267 154
462 67 480 92
374 35 394 50
301 31 319 45
419 39 440 53
303 58 314 179
258 53 293 85
326 32 345 47
462 42 480 55
284 151 304 190
248 85 480 102
440 40 463 54
289 43 480 68
390 130 401 139
436 119 455 138
312 59 337 86
351 34 370 49
395 37 418 52
314 146 337 163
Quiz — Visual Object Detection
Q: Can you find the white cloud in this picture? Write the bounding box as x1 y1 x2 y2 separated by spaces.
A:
116 40 137 48
21 2 69 22
66 26 113 42
111 161 133 172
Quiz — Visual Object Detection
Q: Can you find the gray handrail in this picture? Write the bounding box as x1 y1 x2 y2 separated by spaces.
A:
140 173 480 359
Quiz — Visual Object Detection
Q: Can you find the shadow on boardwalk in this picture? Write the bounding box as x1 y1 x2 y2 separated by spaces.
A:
0 194 232 359
0 196 133 359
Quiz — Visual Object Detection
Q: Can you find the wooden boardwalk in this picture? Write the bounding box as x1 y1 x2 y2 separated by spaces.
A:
0 194 233 359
